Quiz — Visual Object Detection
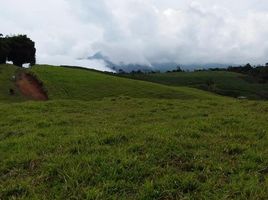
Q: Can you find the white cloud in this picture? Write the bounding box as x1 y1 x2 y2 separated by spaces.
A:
1 0 268 70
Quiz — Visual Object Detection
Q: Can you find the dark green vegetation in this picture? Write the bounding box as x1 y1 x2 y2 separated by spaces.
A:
227 63 268 82
0 35 36 66
0 36 9 64
1 64 268 199
121 71 268 100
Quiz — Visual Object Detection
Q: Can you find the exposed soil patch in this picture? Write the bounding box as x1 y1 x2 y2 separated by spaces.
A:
16 72 48 101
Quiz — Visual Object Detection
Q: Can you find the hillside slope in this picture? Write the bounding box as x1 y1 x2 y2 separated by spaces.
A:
121 71 268 100
0 65 24 102
30 65 217 101
1 65 268 199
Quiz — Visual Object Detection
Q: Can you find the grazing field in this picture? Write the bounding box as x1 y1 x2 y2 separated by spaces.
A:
0 65 24 102
30 65 216 101
1 98 268 199
121 71 268 100
1 64 268 199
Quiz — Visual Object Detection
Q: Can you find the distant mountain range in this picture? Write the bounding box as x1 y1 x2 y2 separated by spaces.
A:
88 52 233 72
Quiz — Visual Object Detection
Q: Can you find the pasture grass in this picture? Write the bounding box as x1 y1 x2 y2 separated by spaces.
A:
30 65 216 101
121 71 268 99
1 97 268 199
0 65 24 102
1 64 268 199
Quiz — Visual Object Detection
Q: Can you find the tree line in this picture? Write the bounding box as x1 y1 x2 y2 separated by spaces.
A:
121 63 268 83
204 63 268 83
0 34 36 67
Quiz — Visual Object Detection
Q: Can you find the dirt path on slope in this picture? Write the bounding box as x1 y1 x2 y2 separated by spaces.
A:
16 72 48 101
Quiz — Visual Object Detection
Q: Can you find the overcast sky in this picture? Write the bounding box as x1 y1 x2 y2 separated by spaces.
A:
1 0 268 70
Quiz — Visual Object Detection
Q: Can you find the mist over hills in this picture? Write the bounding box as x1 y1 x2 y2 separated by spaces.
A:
88 52 233 72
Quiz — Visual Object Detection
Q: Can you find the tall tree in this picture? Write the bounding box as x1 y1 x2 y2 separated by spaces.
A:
6 35 36 67
0 34 9 64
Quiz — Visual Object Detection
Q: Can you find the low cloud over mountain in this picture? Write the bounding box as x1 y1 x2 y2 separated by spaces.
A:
2 0 268 70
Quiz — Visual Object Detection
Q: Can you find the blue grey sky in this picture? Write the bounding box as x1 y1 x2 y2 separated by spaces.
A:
1 0 268 70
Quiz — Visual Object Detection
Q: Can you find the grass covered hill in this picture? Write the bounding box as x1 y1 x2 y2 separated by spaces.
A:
120 71 268 100
30 65 216 101
1 64 268 199
0 64 216 102
0 65 25 102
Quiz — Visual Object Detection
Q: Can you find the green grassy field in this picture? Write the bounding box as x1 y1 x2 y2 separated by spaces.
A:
0 65 25 102
30 65 216 101
1 65 268 199
121 71 268 100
